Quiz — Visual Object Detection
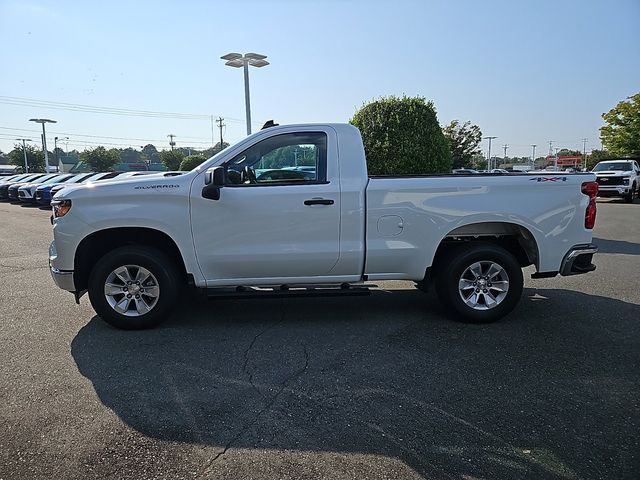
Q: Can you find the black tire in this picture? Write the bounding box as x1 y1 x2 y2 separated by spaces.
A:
624 183 636 203
435 243 523 323
88 246 181 330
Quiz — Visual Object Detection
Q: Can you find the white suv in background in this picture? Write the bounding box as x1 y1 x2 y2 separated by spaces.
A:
592 160 640 203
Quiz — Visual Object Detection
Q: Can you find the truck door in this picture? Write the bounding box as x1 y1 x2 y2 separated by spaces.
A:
190 130 341 284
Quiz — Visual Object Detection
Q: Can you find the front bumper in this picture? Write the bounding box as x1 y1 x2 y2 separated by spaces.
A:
49 241 75 291
597 186 630 196
560 244 598 276
50 265 76 291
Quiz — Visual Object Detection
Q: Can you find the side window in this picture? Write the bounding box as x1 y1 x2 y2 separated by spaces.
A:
225 132 327 186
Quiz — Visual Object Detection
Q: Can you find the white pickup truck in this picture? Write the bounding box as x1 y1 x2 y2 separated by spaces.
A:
592 159 640 202
49 123 599 329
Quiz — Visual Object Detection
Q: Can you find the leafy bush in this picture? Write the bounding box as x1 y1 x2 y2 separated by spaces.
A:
179 155 206 171
80 146 119 172
160 150 185 171
350 95 451 175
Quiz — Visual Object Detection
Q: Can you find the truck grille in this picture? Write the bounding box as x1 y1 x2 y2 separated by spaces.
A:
596 177 624 186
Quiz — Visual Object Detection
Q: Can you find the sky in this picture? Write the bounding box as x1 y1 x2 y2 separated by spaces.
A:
0 0 639 159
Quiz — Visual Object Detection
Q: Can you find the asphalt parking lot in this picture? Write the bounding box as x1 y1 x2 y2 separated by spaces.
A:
0 199 638 480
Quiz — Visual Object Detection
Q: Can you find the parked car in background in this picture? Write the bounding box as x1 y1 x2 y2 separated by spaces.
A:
35 172 98 206
18 174 75 204
48 172 125 202
490 168 510 174
452 168 480 174
8 174 60 201
592 160 640 203
0 173 46 200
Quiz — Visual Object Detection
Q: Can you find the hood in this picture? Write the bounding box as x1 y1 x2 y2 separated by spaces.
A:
53 171 192 200
594 171 632 176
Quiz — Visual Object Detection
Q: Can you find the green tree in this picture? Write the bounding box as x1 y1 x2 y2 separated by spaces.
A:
7 143 45 172
350 95 451 175
120 148 142 164
200 142 230 158
557 149 582 156
179 155 207 171
600 93 640 157
443 120 482 169
141 144 161 164
80 146 120 172
160 150 185 171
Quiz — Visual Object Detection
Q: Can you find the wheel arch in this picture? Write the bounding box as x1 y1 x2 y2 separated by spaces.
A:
427 221 539 282
74 227 189 292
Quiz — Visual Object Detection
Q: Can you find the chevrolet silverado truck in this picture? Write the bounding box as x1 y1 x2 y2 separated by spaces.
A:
49 124 599 329
592 159 640 202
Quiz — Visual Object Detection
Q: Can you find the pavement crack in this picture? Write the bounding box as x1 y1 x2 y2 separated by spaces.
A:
199 341 310 476
242 303 286 401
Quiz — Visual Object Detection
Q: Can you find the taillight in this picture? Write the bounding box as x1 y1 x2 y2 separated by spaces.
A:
581 181 598 229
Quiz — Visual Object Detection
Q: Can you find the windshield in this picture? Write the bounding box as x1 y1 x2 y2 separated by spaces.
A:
40 175 71 185
593 162 632 172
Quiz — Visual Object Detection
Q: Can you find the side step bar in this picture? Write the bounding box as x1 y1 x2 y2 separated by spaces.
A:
205 283 375 299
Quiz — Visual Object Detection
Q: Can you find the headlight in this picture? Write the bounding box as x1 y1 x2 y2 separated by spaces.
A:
52 199 72 218
622 177 629 185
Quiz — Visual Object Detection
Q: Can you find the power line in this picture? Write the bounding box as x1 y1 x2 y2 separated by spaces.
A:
0 96 211 119
0 96 252 126
0 126 212 144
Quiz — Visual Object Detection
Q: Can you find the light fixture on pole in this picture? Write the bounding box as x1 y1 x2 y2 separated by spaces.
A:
15 138 32 173
29 118 57 172
221 52 269 135
484 136 497 170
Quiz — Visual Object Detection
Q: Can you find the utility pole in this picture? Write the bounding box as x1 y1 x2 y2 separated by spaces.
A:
216 117 225 150
210 115 215 148
167 134 176 151
15 138 32 173
502 144 509 166
531 144 537 170
581 138 588 170
484 136 497 170
554 147 559 170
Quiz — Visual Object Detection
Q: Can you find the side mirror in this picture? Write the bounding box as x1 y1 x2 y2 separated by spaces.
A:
202 166 225 200
204 166 225 186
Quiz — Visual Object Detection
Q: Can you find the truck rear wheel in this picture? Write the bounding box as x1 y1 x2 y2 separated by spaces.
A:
435 243 523 323
88 246 180 330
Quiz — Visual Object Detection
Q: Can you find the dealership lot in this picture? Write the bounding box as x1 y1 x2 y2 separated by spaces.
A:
0 200 638 479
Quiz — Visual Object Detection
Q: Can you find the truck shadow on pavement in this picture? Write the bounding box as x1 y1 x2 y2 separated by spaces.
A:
71 288 639 479
593 237 640 256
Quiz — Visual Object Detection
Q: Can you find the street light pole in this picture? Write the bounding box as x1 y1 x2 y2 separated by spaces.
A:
29 118 57 172
484 136 497 170
531 144 537 170
221 53 269 136
15 138 32 173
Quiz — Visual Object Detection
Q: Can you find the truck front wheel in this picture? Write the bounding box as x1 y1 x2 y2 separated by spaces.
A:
435 243 523 323
88 246 180 330
624 183 636 203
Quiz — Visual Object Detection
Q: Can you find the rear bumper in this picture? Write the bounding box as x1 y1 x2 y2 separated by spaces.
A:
560 244 598 276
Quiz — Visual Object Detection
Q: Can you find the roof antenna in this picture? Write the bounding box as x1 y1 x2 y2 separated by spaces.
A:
261 120 279 130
